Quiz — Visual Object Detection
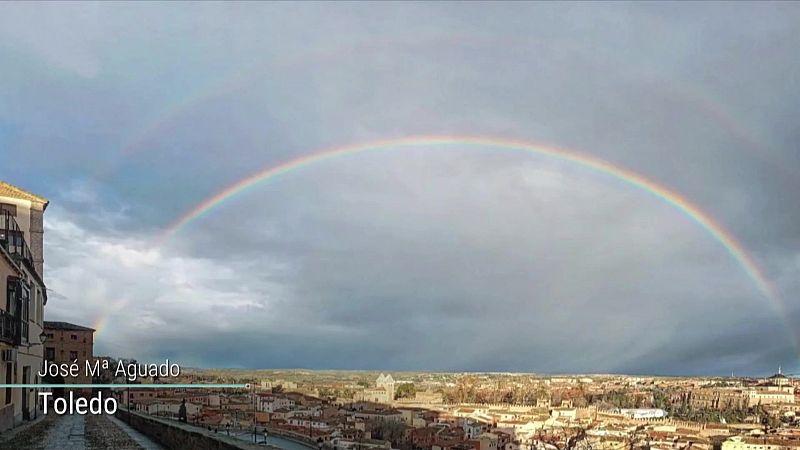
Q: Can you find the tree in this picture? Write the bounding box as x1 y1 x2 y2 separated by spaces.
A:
395 383 416 400
368 418 406 446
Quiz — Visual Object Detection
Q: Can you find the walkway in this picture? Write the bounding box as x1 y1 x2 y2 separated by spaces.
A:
44 413 86 450
105 413 163 450
0 413 165 450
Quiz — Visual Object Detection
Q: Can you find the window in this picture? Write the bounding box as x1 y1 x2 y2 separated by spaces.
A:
70 334 78 340
45 347 55 360
21 287 29 344
0 203 16 216
0 230 25 255
4 363 11 405
36 290 42 325
29 289 35 326
6 278 29 343
31 288 43 326
69 351 78 361
5 280 15 314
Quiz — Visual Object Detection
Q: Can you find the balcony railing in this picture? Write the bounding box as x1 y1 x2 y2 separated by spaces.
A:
0 209 34 269
0 310 17 345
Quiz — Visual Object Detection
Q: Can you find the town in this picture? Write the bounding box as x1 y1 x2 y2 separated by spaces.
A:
0 180 798 450
0 185 798 450
1 3 798 450
101 369 800 450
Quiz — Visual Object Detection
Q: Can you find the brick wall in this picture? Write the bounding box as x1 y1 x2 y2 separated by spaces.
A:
43 327 94 395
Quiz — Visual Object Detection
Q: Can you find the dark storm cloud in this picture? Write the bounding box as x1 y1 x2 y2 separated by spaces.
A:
1 2 798 374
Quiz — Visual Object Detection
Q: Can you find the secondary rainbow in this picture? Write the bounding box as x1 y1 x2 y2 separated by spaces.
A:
158 135 782 314
97 36 781 183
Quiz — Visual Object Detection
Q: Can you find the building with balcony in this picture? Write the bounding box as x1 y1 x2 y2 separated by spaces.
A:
0 181 48 432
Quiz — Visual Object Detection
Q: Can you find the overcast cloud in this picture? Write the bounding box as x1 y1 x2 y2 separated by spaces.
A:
1 2 798 375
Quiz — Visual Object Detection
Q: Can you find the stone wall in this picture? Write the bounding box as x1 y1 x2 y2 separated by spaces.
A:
264 425 320 447
27 204 45 277
115 410 267 450
0 403 13 433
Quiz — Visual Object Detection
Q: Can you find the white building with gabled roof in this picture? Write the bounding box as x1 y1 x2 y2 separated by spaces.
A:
376 373 396 401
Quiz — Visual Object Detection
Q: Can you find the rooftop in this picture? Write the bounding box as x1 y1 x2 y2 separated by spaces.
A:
768 373 789 379
44 321 96 332
0 181 49 207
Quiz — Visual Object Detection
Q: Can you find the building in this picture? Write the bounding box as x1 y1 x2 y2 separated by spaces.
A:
42 321 95 396
746 386 795 406
767 368 791 387
376 373 396 401
687 388 750 410
357 387 394 404
0 181 49 431
142 400 202 420
722 436 800 450
354 374 397 404
287 416 332 430
0 228 27 432
258 394 296 412
461 419 486 439
471 432 499 450
618 408 668 419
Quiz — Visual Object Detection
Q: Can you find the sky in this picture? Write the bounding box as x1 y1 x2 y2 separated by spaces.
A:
0 2 798 376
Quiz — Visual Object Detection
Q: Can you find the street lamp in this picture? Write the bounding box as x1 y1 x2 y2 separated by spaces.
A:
252 383 257 444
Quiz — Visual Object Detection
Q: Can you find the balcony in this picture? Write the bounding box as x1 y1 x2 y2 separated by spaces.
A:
0 209 34 270
0 310 17 345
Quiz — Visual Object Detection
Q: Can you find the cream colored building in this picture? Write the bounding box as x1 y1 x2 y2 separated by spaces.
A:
475 432 500 450
722 436 800 450
746 386 795 407
355 387 393 404
0 182 48 431
354 373 396 404
376 373 396 401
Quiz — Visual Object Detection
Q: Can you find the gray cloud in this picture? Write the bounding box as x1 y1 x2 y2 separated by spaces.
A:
2 2 798 375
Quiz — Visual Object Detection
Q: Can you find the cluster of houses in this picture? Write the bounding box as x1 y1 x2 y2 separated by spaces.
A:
117 373 800 450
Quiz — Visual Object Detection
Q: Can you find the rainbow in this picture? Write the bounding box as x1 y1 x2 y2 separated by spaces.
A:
92 316 109 336
91 297 130 337
96 35 787 183
158 135 784 318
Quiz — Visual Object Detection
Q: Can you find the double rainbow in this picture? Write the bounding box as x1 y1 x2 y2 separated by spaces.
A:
85 135 795 349
159 135 782 314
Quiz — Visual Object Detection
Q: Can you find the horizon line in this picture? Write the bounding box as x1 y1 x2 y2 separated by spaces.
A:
0 383 250 389
180 367 790 378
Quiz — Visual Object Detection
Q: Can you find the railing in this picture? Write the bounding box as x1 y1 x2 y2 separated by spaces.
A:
0 209 34 269
0 309 17 344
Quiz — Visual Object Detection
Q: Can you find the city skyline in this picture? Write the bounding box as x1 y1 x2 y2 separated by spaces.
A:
1 3 799 375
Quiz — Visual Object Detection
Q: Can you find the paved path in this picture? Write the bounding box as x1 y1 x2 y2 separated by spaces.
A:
43 414 86 450
106 414 164 450
0 413 165 450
